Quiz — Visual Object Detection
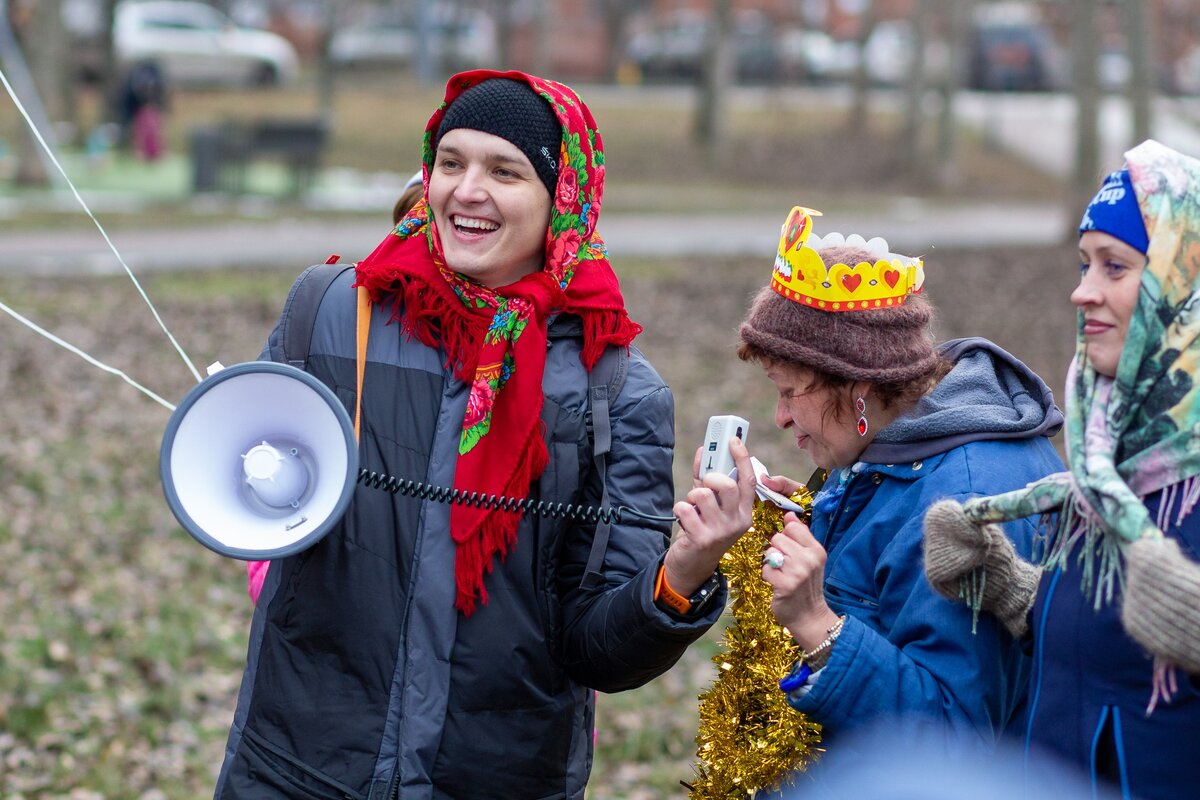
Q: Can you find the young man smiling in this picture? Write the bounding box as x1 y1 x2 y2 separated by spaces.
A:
215 72 741 800
429 128 552 288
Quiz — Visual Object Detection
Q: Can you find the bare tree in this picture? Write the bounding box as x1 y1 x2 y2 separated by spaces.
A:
1124 0 1153 144
314 0 344 122
530 0 551 77
693 0 734 168
489 0 517 69
595 0 647 81
1069 0 1101 237
847 0 877 134
93 0 119 124
934 0 973 188
11 0 68 185
901 0 933 171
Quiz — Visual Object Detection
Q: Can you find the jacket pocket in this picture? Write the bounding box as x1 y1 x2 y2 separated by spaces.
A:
824 575 880 611
235 727 366 800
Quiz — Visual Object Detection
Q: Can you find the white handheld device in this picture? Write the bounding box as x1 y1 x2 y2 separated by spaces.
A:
699 415 749 477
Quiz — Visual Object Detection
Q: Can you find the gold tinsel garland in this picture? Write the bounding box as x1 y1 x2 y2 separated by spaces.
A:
687 490 823 798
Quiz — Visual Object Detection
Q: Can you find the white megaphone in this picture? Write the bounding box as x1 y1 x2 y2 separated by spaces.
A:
160 361 358 559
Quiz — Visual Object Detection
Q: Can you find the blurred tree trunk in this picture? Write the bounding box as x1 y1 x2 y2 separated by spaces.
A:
315 0 340 122
13 0 67 185
1125 0 1153 144
935 0 972 189
597 0 640 81
847 0 876 134
414 0 435 85
531 0 551 77
491 0 516 69
98 0 119 123
694 0 733 169
1069 0 1101 237
901 0 932 171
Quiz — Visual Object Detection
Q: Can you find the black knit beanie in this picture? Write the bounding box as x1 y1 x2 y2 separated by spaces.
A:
435 79 561 196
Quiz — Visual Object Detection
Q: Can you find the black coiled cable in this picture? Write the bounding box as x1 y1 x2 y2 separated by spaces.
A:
357 469 677 525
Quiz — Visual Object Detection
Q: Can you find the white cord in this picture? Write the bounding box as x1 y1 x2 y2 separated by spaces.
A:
0 297 175 410
0 65 201 386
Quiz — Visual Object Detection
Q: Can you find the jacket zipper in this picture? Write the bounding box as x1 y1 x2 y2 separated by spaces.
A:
821 470 856 553
1023 568 1060 764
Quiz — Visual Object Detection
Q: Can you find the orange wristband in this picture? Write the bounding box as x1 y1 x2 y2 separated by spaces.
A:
654 564 692 615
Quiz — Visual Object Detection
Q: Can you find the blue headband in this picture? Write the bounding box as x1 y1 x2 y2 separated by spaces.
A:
1078 169 1148 254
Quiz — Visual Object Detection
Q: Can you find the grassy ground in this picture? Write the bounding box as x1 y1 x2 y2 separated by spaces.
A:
0 74 1080 797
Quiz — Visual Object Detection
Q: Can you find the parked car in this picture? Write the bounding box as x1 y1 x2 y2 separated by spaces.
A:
1097 46 1131 92
1172 46 1200 96
966 4 1064 91
114 0 300 87
858 20 949 87
776 28 859 84
624 10 783 84
328 7 498 71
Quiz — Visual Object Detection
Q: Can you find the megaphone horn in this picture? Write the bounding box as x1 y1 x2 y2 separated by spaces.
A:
160 361 358 560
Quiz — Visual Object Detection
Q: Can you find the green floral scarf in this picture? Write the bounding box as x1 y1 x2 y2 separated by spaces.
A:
962 140 1200 608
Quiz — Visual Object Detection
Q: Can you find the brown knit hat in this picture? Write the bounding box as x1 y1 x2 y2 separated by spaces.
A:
739 274 940 384
740 209 941 384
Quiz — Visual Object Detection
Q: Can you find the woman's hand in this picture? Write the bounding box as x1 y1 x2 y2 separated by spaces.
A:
761 512 840 650
664 438 756 596
759 473 805 498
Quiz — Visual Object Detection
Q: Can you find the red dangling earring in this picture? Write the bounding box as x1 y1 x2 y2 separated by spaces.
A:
855 396 868 437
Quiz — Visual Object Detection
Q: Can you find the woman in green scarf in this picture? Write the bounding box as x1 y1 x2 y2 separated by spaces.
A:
924 140 1200 798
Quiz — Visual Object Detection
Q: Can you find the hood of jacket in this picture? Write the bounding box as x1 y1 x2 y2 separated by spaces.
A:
860 337 1063 464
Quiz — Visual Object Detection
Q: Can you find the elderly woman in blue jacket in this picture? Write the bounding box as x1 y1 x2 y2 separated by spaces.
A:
678 207 1065 780
925 140 1200 799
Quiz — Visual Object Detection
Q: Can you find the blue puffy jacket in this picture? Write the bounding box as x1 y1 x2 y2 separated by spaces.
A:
780 338 1065 787
1024 489 1200 800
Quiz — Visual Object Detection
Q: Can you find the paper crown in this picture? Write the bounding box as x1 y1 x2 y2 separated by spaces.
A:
771 206 924 312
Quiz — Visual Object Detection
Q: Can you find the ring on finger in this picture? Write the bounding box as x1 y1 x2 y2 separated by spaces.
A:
763 550 785 569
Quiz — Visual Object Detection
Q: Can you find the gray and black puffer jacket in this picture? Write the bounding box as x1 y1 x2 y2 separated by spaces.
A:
214 268 722 800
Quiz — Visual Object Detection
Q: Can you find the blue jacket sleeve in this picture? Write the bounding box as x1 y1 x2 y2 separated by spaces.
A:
787 490 1035 747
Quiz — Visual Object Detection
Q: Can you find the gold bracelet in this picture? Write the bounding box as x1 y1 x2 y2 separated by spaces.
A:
800 615 846 672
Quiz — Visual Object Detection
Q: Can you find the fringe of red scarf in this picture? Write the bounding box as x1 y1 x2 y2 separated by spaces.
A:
579 305 643 369
363 267 487 381
453 430 549 614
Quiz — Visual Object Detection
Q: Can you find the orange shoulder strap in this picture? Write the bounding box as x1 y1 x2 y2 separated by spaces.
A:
354 284 370 443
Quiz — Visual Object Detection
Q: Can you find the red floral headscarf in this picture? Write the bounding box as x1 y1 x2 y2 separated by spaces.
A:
355 70 641 615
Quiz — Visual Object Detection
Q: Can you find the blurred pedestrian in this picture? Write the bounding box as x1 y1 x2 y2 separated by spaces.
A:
676 207 1065 788
117 60 168 161
925 139 1200 799
216 70 735 799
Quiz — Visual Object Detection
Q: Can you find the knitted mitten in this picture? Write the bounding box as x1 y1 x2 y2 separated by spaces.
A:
923 499 1042 638
1122 536 1200 674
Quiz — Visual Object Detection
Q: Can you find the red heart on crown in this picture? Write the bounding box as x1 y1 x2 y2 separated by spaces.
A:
841 274 862 293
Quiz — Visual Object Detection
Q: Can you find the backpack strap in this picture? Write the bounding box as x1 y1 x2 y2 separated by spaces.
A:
279 256 352 369
581 344 629 590
354 285 370 442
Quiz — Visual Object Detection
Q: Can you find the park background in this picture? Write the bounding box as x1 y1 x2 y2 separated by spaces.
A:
2 0 1200 797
